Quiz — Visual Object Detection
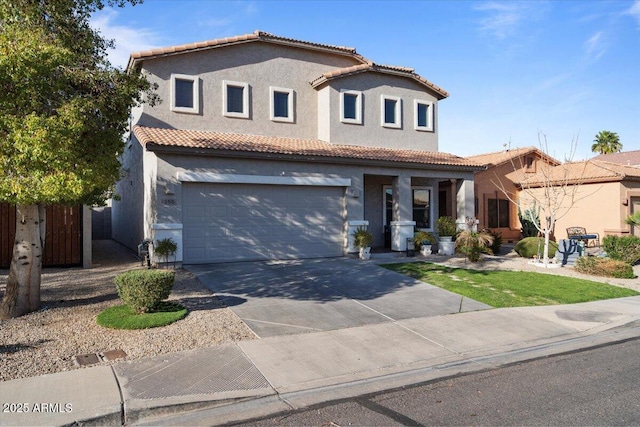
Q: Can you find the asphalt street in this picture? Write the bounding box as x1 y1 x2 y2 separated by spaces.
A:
237 337 640 426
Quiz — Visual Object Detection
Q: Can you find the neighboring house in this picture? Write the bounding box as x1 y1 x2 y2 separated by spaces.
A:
0 204 92 269
112 31 482 264
466 147 560 242
591 149 640 167
516 160 640 239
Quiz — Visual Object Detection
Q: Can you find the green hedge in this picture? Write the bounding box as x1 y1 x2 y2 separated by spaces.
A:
514 237 558 259
115 270 175 313
575 257 636 279
602 235 640 265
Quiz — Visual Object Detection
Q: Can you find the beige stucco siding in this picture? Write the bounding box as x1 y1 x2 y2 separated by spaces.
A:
137 43 360 140
522 181 622 242
322 73 439 151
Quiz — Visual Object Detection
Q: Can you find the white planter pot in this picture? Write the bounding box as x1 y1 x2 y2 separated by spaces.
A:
440 236 453 242
359 247 371 260
438 241 455 255
420 245 431 256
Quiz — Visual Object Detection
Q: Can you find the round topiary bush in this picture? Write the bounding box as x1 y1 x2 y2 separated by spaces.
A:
114 269 175 313
514 237 558 259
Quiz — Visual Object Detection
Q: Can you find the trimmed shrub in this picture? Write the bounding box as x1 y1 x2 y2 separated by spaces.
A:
115 270 175 313
514 237 558 259
575 256 636 279
602 235 640 265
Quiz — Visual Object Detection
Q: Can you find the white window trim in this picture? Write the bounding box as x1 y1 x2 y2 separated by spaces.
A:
383 185 434 231
222 80 250 119
340 90 362 125
170 74 199 114
269 86 294 123
381 95 402 128
414 99 434 132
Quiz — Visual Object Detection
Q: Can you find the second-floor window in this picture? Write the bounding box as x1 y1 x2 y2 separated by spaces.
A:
223 80 249 118
414 100 433 131
381 95 401 128
340 90 362 124
170 74 199 114
270 86 294 122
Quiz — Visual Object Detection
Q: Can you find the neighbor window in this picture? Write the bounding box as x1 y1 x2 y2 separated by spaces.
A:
170 74 199 114
223 80 249 118
525 156 535 172
270 86 294 122
488 198 510 228
414 99 433 131
384 187 432 229
381 95 401 128
340 90 362 124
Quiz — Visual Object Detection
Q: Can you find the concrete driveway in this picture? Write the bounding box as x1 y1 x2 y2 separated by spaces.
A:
186 258 490 338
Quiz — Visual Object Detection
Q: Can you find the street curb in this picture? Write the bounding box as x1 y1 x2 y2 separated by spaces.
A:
131 322 640 426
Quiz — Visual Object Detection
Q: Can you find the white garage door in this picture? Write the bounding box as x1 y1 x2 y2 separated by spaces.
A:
182 183 345 263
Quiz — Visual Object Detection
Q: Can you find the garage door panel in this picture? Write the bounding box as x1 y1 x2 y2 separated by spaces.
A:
182 183 344 263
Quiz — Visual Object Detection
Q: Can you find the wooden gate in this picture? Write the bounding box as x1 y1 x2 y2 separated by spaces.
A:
0 204 82 268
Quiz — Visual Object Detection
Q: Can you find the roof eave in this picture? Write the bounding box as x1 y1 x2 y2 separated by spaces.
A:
144 143 483 171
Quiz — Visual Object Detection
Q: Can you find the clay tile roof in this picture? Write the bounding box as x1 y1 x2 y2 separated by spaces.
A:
128 30 368 70
310 62 449 99
466 146 560 167
591 150 640 167
132 126 483 169
516 159 640 187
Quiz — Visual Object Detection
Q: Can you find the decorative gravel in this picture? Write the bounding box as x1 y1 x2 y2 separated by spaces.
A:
0 241 256 382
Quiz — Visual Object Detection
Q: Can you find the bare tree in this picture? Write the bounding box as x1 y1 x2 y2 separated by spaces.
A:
492 135 598 266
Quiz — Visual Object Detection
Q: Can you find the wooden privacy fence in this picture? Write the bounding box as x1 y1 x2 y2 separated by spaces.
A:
0 203 82 268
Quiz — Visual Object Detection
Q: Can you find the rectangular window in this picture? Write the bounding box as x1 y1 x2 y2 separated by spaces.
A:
384 186 432 229
414 99 433 131
270 86 294 122
170 74 199 114
412 189 431 229
223 80 249 118
381 95 401 128
525 156 535 172
340 90 362 124
488 198 510 228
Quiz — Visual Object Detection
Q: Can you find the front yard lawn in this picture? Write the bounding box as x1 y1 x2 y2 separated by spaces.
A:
382 262 639 308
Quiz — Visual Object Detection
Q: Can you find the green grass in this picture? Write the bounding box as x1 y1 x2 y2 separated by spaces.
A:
96 302 188 330
382 262 639 308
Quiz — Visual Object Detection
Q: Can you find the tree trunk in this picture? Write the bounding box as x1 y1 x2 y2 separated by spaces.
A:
0 204 46 319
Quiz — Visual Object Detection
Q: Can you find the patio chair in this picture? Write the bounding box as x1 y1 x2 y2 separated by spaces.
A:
566 226 600 248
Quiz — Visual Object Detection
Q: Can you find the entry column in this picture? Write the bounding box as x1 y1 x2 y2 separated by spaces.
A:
456 178 475 229
391 175 415 251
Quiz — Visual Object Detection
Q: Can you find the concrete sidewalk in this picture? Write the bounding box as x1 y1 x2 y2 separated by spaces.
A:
2 296 639 426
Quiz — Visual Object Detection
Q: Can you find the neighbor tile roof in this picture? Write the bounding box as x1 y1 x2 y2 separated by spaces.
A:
516 159 640 187
591 150 640 167
128 30 368 70
310 63 449 99
133 126 483 169
466 146 560 167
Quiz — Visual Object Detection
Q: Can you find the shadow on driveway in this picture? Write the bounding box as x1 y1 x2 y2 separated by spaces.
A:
187 257 490 338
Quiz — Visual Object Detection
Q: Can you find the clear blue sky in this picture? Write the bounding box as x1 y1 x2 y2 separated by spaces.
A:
92 0 640 160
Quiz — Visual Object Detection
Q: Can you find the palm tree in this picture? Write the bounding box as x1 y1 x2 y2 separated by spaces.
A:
591 131 622 154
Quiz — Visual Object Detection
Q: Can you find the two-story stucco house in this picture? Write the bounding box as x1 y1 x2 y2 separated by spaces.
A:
112 31 482 264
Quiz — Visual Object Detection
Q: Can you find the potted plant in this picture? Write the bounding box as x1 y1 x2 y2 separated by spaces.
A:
437 216 457 242
353 226 374 260
414 231 437 256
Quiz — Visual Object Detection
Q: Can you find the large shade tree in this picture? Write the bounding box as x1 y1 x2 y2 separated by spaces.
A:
591 130 622 154
0 0 157 318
